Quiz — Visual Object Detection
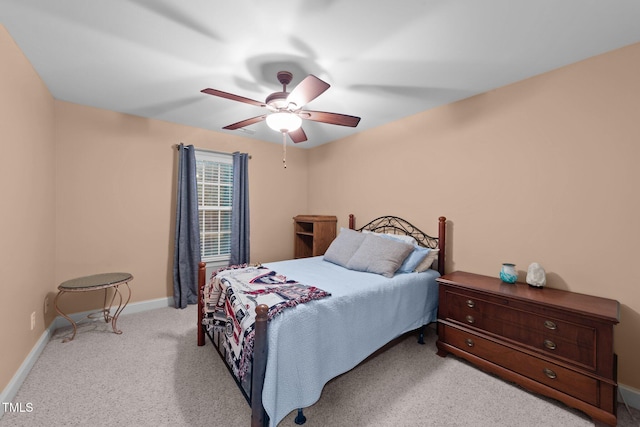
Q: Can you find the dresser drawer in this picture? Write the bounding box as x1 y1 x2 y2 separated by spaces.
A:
442 324 599 406
441 288 597 370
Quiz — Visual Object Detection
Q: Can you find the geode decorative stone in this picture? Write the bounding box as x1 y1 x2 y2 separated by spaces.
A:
526 262 546 288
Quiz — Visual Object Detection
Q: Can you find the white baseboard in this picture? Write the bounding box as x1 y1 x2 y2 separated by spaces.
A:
620 384 640 412
1 296 173 417
52 296 173 330
0 324 53 416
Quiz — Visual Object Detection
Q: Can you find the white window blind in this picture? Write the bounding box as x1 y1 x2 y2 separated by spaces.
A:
195 150 233 262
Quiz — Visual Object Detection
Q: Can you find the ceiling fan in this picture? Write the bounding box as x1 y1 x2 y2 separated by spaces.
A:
201 71 361 143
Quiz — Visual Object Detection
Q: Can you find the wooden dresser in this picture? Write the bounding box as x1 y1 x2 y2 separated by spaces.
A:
293 215 337 259
436 271 620 426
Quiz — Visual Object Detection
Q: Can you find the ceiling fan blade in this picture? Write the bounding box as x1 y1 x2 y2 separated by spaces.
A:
286 75 330 109
223 115 267 130
288 127 307 143
201 88 266 108
302 110 361 127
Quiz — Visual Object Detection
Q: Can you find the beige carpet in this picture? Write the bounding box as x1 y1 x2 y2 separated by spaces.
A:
1 305 638 426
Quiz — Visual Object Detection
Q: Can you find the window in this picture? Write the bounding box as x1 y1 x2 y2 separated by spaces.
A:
195 150 232 262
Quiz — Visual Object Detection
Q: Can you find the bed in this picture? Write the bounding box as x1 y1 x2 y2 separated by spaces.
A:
197 214 447 427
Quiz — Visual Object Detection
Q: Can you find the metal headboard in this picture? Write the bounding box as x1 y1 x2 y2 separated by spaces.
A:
348 214 447 275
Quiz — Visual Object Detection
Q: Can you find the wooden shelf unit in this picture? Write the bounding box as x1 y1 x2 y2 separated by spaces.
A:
436 271 620 426
293 215 337 259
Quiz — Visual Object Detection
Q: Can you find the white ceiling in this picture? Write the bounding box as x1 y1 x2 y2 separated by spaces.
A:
2 1 640 148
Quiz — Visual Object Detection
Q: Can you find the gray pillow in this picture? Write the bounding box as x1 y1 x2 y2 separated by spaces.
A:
323 228 366 267
346 233 414 277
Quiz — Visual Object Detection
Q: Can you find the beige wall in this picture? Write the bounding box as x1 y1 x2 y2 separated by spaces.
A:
0 27 56 392
308 42 640 390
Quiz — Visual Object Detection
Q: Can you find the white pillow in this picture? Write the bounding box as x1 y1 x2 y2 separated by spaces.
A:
362 230 417 245
414 248 439 272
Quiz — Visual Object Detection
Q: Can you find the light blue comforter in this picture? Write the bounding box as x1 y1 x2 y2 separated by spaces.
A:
261 256 440 426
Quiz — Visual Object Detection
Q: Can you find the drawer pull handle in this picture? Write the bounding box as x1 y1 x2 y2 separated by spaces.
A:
465 338 474 347
466 299 475 308
543 339 557 350
544 320 557 330
465 315 475 324
543 368 557 379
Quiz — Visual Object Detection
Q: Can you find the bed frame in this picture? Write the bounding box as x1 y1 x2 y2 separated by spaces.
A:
197 214 447 427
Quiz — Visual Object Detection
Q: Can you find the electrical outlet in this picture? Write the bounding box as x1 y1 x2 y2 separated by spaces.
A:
30 312 36 330
44 296 49 314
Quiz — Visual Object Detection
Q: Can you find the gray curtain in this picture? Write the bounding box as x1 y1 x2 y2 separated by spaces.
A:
173 144 201 308
230 152 250 265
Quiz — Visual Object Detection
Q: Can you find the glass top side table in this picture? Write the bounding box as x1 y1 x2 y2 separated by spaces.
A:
55 272 133 342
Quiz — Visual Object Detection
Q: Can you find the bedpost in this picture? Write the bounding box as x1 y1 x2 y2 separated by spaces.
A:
251 304 269 427
438 216 446 275
197 261 206 346
348 213 355 230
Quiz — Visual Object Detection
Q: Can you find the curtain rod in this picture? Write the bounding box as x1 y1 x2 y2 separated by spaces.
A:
174 144 251 159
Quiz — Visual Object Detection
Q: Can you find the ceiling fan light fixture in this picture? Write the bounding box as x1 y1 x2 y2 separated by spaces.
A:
266 112 302 133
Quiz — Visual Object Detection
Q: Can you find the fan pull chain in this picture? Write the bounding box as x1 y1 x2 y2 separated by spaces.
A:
282 131 287 169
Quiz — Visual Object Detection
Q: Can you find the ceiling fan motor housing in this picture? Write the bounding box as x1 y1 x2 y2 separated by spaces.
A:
265 71 297 110
265 92 290 110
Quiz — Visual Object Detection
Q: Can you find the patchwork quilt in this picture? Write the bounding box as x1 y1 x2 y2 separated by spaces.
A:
202 264 331 381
